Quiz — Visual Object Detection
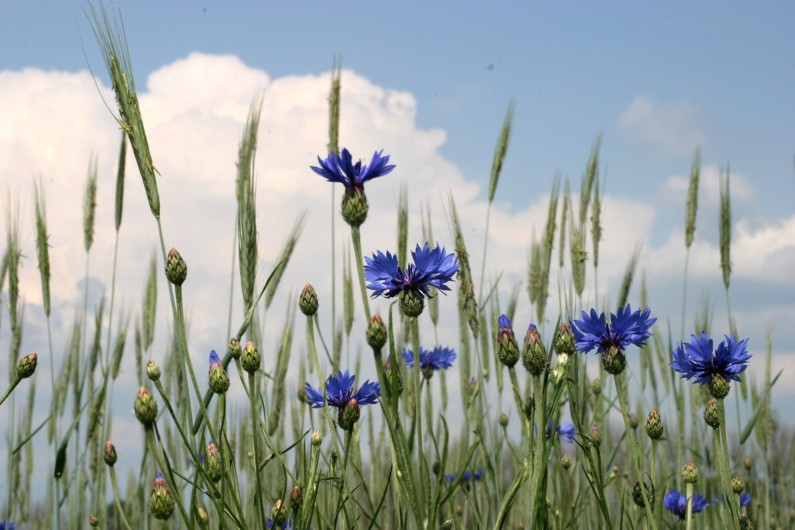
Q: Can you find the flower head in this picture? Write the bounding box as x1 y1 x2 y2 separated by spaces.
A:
571 305 656 355
365 243 459 316
402 346 457 372
671 332 751 386
555 422 576 444
311 148 395 192
740 492 751 507
304 370 380 410
664 489 709 519
0 521 15 530
444 469 484 484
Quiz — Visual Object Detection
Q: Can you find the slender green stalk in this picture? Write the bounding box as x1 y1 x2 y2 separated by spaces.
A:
685 482 694 530
247 372 266 526
144 428 190 528
350 226 372 322
109 466 135 530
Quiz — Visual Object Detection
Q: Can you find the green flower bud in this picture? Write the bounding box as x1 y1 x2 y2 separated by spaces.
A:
146 359 160 382
209 354 230 394
197 506 210 530
682 460 699 484
341 188 369 227
499 413 509 428
709 374 731 399
592 378 602 396
205 440 223 483
311 428 322 447
16 352 37 379
743 455 752 471
149 473 175 520
299 283 319 316
290 485 303 514
602 346 626 375
590 424 602 447
522 324 548 376
271 498 288 527
561 454 571 470
366 314 388 350
165 247 188 285
645 409 664 440
554 322 576 355
241 340 260 374
104 440 117 467
440 520 454 530
732 475 745 494
228 337 242 360
497 315 520 368
632 479 654 508
704 399 720 429
134 387 157 426
628 413 639 430
89 514 99 527
399 289 425 318
339 398 361 430
739 514 754 530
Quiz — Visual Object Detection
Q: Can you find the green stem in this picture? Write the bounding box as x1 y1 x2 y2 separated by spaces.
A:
615 371 657 530
144 428 191 528
530 374 547 527
108 466 135 530
717 400 741 530
685 482 694 530
248 372 266 526
350 225 371 322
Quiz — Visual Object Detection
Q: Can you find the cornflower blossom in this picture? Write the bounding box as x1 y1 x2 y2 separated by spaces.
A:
670 332 751 397
663 489 709 519
555 422 576 444
570 304 656 375
364 243 459 317
304 370 380 410
444 469 484 484
401 346 457 372
740 493 751 507
311 148 394 193
571 304 656 354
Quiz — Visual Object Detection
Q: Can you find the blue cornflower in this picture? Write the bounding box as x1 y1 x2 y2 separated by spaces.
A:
0 521 15 530
571 304 656 355
364 243 459 317
402 346 457 372
304 370 380 410
740 492 751 507
444 469 484 484
555 422 576 444
311 148 395 192
664 489 709 519
265 517 293 529
670 332 751 387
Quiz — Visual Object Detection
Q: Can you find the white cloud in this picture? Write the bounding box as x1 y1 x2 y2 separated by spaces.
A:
619 95 704 154
663 163 755 206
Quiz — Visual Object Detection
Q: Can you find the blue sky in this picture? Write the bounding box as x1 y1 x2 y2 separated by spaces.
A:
2 0 795 483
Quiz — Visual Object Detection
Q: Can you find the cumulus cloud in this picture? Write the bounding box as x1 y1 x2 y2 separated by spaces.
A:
619 95 705 154
663 163 755 206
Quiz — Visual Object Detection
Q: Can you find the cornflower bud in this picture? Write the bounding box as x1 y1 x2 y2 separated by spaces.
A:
554 322 576 355
732 475 745 494
228 337 242 360
146 359 161 382
104 441 117 467
592 378 602 396
205 440 222 482
628 413 639 430
632 479 654 508
134 387 157 426
271 498 288 526
165 247 188 285
341 188 369 227
311 429 322 447
89 514 99 527
299 283 318 316
704 399 720 429
522 324 548 376
16 353 37 379
743 455 752 471
399 289 424 318
739 514 754 530
197 506 209 529
590 424 602 447
561 454 571 470
290 485 303 514
208 350 230 394
499 413 509 428
496 315 520 368
366 314 388 350
149 473 175 520
241 340 260 374
645 409 664 440
682 460 699 484
602 345 627 375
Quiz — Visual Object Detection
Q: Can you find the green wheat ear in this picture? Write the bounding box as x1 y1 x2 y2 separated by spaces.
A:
83 155 98 253
89 4 160 218
33 176 51 318
236 95 263 309
685 147 701 249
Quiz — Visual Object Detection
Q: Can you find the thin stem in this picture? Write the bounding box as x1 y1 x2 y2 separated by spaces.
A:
248 372 267 526
685 482 694 530
350 226 371 322
109 466 135 530
144 428 191 528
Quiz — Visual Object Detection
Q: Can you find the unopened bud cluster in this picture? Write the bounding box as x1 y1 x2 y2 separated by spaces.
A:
242 340 261 374
17 353 38 379
496 315 520 368
299 283 318 316
134 387 158 426
165 247 188 285
149 472 175 520
645 409 663 440
366 314 387 350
